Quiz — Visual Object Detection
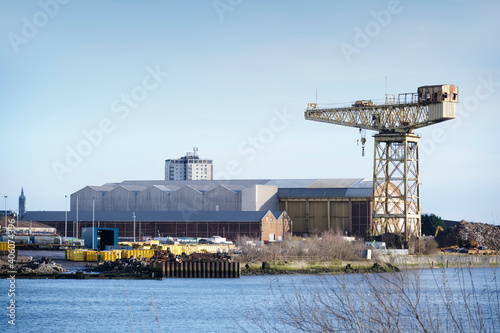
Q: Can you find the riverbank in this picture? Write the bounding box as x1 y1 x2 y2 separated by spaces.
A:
3 250 499 279
240 253 500 276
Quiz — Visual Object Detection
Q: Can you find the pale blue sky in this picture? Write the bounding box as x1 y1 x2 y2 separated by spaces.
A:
1 0 499 224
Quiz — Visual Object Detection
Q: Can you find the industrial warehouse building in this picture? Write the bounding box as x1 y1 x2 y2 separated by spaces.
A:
21 210 291 242
19 178 372 240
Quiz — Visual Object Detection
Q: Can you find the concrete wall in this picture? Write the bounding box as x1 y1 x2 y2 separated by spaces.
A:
256 185 278 211
382 254 500 268
241 185 278 211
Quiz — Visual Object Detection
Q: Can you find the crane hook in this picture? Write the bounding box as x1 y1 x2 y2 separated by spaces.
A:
360 129 367 157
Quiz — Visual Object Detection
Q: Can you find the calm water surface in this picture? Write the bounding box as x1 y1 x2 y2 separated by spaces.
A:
1 268 498 333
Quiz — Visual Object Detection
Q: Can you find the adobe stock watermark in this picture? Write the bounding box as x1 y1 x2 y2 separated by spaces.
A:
215 106 296 180
7 0 70 54
420 74 499 164
213 0 244 21
5 218 17 326
52 65 168 182
339 0 403 64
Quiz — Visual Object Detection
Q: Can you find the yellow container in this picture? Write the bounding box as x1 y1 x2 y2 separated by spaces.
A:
73 251 85 261
99 251 117 262
85 251 99 262
68 249 84 261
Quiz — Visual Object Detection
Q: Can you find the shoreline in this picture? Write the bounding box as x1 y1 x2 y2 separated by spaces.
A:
240 254 500 276
2 252 499 279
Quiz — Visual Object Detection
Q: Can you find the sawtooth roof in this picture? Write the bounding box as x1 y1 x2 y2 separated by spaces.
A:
73 179 373 200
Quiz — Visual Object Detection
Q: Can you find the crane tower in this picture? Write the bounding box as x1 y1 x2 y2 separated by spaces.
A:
305 84 458 240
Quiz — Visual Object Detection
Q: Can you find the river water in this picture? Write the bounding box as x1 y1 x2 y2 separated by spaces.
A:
1 268 499 332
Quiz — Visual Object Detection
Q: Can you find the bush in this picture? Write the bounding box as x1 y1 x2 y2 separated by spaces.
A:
236 230 365 262
409 237 439 255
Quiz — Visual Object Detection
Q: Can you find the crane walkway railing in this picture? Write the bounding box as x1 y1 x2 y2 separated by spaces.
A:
307 93 419 111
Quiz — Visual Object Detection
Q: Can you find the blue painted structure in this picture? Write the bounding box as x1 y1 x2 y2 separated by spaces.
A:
82 227 118 250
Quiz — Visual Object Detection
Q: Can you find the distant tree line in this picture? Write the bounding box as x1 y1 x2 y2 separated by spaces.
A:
421 213 445 236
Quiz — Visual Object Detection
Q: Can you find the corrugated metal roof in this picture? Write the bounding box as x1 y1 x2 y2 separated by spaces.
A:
350 179 372 188
118 185 147 193
79 179 373 198
119 179 272 188
345 180 373 197
222 185 247 193
87 186 115 194
115 179 370 189
16 221 56 229
344 188 373 197
150 185 175 193
308 179 363 188
21 210 283 223
265 179 317 188
186 185 219 193
21 211 67 221
278 188 349 198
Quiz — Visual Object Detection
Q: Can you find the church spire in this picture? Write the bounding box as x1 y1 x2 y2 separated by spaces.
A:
19 188 26 217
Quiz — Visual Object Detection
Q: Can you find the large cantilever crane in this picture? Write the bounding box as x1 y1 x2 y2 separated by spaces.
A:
305 84 459 240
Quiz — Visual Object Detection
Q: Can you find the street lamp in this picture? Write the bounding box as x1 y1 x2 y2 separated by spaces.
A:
65 195 68 239
133 212 136 242
4 196 7 228
92 198 95 249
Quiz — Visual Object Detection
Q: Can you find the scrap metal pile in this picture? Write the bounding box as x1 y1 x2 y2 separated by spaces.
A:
17 257 67 274
435 221 500 251
88 257 149 273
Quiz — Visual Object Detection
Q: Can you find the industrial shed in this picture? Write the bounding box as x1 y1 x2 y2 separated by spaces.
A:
276 179 372 238
71 182 277 213
64 178 373 238
20 210 291 242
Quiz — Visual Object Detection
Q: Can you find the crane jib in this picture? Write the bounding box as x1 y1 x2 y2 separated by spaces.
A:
305 102 456 133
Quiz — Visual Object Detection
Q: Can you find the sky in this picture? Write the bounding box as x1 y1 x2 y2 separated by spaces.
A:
0 0 499 224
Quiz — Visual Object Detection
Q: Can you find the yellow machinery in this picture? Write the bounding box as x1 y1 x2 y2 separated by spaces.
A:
435 225 444 237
